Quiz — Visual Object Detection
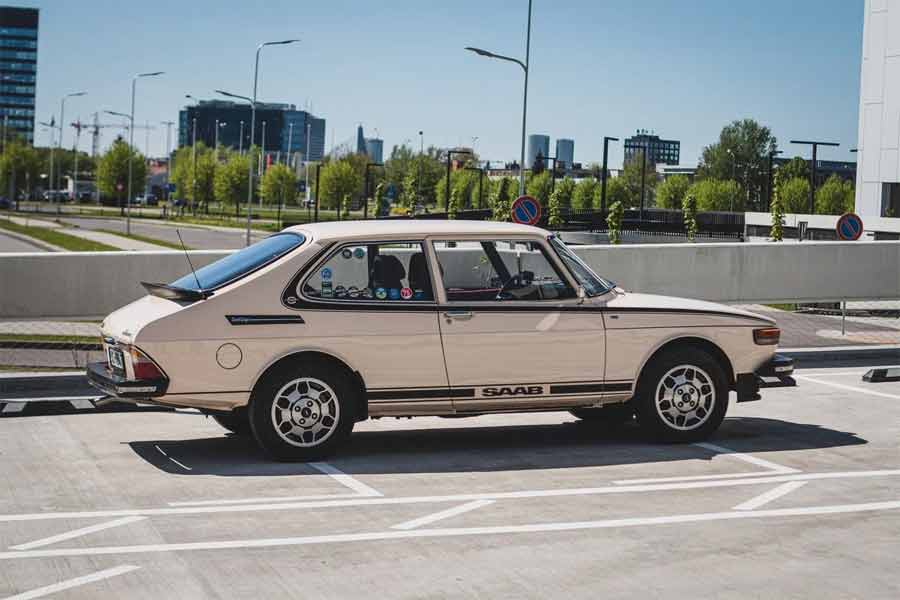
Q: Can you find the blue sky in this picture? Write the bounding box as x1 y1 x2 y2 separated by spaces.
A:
25 0 863 166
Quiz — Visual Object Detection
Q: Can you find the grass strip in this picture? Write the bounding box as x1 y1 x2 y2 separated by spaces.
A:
96 229 191 250
0 217 119 252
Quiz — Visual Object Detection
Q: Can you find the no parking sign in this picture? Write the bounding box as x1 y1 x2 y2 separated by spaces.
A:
836 213 864 241
511 195 541 225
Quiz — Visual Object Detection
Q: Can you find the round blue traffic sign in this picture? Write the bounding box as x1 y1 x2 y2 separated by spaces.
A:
836 212 863 241
511 195 541 225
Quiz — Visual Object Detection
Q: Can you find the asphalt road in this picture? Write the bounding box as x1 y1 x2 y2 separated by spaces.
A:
0 230 47 253
58 217 268 250
0 364 897 598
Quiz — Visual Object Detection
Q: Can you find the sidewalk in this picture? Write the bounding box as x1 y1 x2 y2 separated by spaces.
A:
6 215 170 251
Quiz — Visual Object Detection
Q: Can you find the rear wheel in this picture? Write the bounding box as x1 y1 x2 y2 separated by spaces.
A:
212 409 252 436
249 359 357 461
634 347 728 442
569 403 634 426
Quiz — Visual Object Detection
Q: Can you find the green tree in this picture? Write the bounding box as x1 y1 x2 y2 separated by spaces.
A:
374 182 388 216
696 118 777 202
605 176 630 209
619 150 658 208
318 158 362 210
491 177 515 221
656 174 691 210
607 201 624 244
260 163 297 207
682 194 698 241
96 138 148 207
814 174 854 215
341 194 351 219
526 171 553 209
688 178 743 212
770 171 785 241
448 187 461 219
572 178 599 211
554 177 575 215
778 177 810 214
777 156 809 183
0 140 40 202
548 187 563 227
214 151 250 214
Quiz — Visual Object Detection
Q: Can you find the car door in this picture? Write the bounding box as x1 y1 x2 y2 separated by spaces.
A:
430 236 607 412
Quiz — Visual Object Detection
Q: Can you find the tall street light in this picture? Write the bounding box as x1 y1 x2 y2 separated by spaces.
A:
105 110 132 215
219 38 299 247
58 91 86 205
600 136 619 213
790 139 840 213
465 0 533 197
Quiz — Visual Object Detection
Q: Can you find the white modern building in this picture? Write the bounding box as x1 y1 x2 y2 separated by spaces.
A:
856 0 900 218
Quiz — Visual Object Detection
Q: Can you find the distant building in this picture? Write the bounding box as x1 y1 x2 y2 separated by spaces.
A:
0 6 38 144
526 134 550 168
658 165 697 181
356 125 366 155
555 138 574 170
624 130 680 166
178 99 325 160
855 0 900 217
365 138 383 164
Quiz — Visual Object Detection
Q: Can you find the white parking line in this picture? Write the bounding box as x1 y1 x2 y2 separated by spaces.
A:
794 375 900 400
733 481 808 511
10 516 147 551
614 471 793 485
693 442 798 473
310 462 382 497
169 493 365 508
1 469 897 523
0 501 898 561
392 500 494 530
1 565 140 599
154 445 192 472
1 403 25 414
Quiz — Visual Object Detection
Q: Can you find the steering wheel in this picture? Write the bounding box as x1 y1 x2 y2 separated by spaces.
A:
496 274 525 300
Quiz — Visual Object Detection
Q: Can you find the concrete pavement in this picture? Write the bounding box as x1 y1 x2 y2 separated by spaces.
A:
58 216 269 250
0 363 897 598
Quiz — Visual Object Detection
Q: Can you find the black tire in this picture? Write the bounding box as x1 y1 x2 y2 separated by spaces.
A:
569 403 634 426
213 408 252 436
633 347 729 442
248 359 357 461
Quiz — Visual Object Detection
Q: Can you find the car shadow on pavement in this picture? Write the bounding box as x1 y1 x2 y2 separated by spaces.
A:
127 416 867 476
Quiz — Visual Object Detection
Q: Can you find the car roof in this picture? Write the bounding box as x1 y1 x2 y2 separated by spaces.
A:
286 219 549 241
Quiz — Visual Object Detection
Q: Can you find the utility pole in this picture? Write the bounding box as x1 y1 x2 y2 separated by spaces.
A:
600 136 619 213
790 140 840 213
161 120 175 204
305 120 311 207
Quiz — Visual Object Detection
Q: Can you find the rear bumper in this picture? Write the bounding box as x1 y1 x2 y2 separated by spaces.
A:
736 354 796 402
86 361 168 398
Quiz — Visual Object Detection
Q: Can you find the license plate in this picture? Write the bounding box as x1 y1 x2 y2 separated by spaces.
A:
108 347 125 371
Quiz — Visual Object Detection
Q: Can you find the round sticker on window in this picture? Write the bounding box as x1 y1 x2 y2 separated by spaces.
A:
400 287 413 300
347 286 360 299
320 267 332 280
354 247 365 259
334 285 347 298
389 288 401 300
341 248 353 259
375 287 387 300
362 288 374 299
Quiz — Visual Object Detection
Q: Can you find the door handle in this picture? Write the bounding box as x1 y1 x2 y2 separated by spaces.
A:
444 310 473 321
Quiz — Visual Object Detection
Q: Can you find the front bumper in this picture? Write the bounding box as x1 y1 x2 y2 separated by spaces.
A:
86 361 168 398
735 354 795 402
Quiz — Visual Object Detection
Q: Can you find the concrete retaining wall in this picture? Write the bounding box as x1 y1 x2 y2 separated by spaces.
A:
1 241 899 318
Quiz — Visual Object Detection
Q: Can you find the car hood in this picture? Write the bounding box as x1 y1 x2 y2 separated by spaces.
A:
604 290 775 325
100 294 185 345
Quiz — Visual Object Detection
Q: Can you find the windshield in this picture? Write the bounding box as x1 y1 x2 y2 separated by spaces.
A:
548 236 614 297
171 232 306 292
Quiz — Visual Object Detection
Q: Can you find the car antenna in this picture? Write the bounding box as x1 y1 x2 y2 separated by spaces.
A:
176 229 204 294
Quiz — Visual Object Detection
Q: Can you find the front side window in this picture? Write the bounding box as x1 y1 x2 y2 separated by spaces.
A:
432 239 574 302
302 241 434 302
548 236 613 297
171 232 305 292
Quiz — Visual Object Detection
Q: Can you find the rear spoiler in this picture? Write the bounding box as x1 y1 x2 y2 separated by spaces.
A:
141 282 210 302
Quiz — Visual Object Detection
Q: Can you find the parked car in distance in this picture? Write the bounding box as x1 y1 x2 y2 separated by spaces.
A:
88 220 794 461
134 194 158 206
0 196 10 209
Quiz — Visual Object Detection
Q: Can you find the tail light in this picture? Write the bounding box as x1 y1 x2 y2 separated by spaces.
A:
753 327 781 346
128 346 165 380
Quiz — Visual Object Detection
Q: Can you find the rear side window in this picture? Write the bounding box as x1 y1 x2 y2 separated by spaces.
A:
301 241 434 302
171 232 305 292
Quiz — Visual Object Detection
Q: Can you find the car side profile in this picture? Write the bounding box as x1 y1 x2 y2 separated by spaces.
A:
88 220 793 461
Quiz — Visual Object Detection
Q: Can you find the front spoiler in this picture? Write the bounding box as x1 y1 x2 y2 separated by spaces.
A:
736 354 796 402
86 362 168 398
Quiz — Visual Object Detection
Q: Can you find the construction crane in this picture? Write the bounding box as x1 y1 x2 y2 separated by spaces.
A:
70 112 155 159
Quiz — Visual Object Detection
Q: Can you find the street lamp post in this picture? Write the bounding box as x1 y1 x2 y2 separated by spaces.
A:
639 141 648 221
418 130 424 205
364 162 384 219
238 120 245 155
790 139 840 213
39 120 58 209
465 0 533 196
218 39 300 247
600 136 619 214
287 121 294 165
58 92 86 207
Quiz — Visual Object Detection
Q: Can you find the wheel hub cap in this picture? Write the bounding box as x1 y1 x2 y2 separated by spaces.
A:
654 365 716 431
271 377 340 448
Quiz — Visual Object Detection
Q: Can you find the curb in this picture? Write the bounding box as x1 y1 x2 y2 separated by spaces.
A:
0 226 65 252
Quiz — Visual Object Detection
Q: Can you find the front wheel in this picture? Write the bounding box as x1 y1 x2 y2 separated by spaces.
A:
248 360 357 461
633 347 729 442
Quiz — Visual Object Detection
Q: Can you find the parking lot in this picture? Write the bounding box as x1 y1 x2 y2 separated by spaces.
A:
0 362 898 599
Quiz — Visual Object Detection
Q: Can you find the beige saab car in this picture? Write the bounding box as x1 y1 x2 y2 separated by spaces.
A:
88 220 793 460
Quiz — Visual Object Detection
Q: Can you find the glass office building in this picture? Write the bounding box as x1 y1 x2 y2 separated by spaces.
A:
624 131 680 166
0 6 38 144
